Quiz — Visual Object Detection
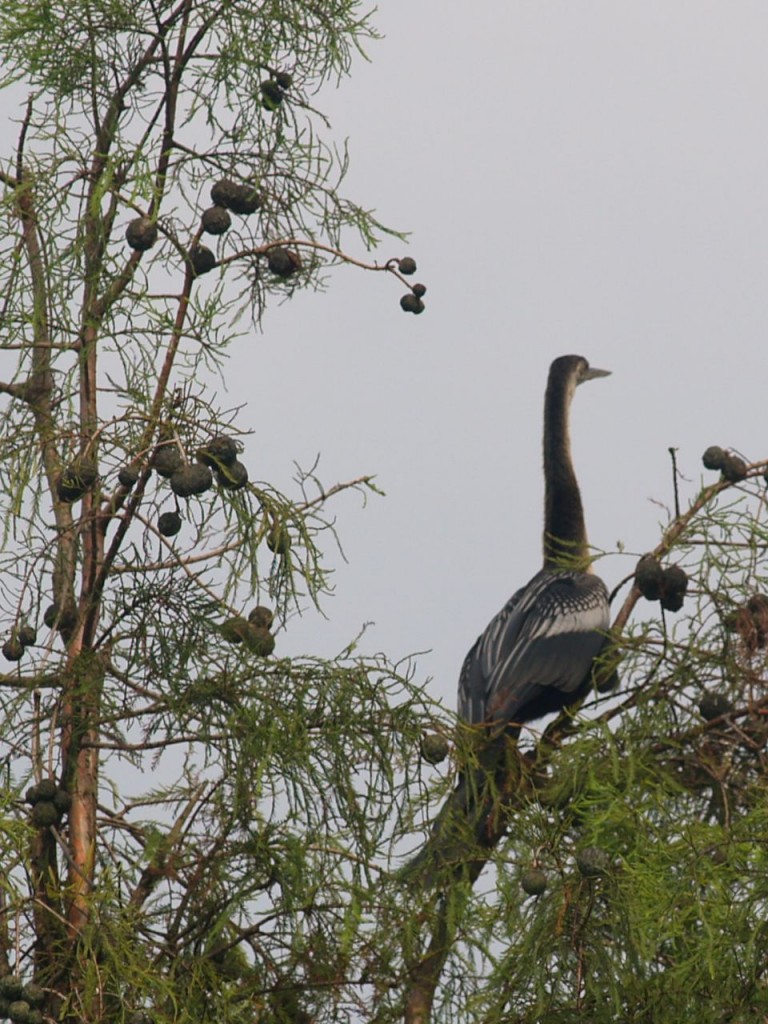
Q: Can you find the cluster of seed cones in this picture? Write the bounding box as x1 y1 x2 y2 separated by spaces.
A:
520 846 612 899
134 432 250 537
634 556 689 612
0 973 46 1024
125 183 429 314
23 432 284 661
397 257 427 314
221 604 276 657
702 445 748 483
124 176 302 282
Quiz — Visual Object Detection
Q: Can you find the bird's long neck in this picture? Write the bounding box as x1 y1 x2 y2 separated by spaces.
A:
542 373 588 569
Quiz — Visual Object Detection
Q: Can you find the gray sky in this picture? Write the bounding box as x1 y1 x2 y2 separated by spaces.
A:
237 1 768 712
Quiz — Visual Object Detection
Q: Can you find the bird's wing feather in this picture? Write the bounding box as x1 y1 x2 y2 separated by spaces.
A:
457 580 528 724
458 569 609 731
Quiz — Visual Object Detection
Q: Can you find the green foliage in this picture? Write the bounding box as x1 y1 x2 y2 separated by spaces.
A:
8 653 433 1023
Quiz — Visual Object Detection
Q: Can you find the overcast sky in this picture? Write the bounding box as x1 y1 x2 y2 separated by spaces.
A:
3 2 767 717
239 1 768 712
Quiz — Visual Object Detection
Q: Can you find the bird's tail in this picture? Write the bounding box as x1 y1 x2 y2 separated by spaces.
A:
397 738 520 886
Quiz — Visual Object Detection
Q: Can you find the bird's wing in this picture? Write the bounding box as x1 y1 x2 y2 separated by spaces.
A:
458 569 609 732
457 580 528 724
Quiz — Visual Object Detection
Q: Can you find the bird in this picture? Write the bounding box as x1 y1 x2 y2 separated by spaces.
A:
406 355 611 879
458 354 610 737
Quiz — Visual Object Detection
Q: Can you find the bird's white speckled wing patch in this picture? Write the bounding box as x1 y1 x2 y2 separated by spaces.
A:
458 569 609 732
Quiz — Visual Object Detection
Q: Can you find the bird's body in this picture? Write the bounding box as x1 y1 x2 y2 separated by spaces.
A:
405 355 610 880
458 566 609 737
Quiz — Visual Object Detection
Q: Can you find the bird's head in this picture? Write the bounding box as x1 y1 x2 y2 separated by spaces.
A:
549 355 610 402
551 354 610 385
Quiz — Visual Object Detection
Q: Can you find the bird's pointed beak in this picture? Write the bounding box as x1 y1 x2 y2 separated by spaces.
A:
583 366 611 381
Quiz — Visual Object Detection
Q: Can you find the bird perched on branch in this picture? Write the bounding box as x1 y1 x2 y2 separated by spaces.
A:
407 355 611 880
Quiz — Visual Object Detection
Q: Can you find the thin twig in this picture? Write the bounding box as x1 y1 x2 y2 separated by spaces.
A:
669 447 681 518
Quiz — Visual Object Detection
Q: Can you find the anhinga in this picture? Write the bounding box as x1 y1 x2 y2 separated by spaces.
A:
409 355 611 878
